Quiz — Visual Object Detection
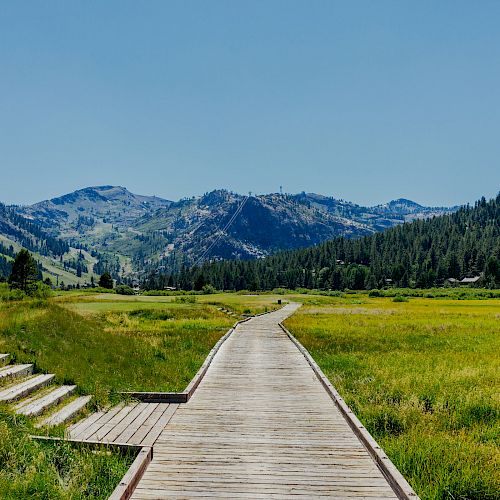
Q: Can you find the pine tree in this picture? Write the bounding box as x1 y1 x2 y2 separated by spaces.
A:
98 272 114 289
8 249 38 293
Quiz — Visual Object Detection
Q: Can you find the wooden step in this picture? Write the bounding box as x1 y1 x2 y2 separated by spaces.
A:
16 385 76 417
0 354 10 366
0 364 33 380
0 374 55 402
36 395 92 428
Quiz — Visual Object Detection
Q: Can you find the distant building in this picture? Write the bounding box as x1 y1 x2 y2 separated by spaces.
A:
446 278 459 285
460 276 482 286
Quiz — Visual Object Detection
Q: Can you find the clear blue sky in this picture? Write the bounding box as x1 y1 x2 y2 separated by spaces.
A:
1 1 499 207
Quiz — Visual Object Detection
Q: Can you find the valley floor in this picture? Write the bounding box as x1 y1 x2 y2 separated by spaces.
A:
0 288 498 498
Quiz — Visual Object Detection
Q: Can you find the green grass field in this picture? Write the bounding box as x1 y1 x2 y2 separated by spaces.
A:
284 294 500 499
0 406 133 499
0 288 498 498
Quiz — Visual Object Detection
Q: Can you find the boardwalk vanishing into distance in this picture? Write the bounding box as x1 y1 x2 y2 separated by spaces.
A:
131 303 414 499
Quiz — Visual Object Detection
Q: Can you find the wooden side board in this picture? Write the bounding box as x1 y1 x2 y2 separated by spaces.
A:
278 322 419 500
109 447 153 500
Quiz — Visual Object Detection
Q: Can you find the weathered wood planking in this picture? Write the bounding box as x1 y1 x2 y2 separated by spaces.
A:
16 384 76 417
36 395 92 428
0 373 55 402
132 304 415 499
67 402 176 447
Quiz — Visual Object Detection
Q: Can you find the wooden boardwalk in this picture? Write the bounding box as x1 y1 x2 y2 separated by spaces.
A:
132 304 401 499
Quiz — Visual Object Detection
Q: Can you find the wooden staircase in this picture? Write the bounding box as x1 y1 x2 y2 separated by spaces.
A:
0 353 92 428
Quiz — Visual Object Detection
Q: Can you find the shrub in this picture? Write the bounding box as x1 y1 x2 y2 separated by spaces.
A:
201 284 217 295
0 281 51 301
0 285 25 301
174 295 196 303
115 285 134 295
30 282 52 299
393 295 409 302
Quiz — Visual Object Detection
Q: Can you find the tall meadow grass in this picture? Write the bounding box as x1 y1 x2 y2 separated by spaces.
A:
285 296 500 499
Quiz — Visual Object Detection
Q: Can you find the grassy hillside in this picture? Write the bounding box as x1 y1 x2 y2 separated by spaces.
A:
285 295 500 499
0 235 97 287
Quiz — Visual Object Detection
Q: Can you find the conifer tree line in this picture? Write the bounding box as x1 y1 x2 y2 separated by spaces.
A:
146 194 500 290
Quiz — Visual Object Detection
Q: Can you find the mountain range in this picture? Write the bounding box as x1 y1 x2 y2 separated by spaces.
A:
1 185 456 283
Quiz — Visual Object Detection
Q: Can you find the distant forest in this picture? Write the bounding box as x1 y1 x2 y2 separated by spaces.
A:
0 203 69 257
146 194 500 290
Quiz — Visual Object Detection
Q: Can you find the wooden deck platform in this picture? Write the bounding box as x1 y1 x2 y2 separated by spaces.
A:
131 304 406 499
67 402 178 447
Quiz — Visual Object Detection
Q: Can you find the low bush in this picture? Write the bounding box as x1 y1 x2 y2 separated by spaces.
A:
201 284 217 295
115 285 134 295
393 295 409 302
174 295 197 303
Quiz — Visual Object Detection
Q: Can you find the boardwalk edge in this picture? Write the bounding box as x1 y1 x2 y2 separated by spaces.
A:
279 321 420 500
109 446 153 500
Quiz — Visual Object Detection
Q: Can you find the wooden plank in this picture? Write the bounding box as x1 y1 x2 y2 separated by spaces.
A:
32 434 145 453
102 404 150 443
122 392 187 404
67 409 106 438
140 404 178 446
36 395 92 428
109 447 153 500
0 374 54 402
131 304 412 499
16 385 76 417
84 403 133 441
129 404 168 445
115 403 159 443
0 364 33 380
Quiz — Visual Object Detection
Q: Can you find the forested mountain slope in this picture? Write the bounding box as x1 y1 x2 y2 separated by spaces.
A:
0 202 107 286
0 203 70 280
163 195 500 290
13 187 455 276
